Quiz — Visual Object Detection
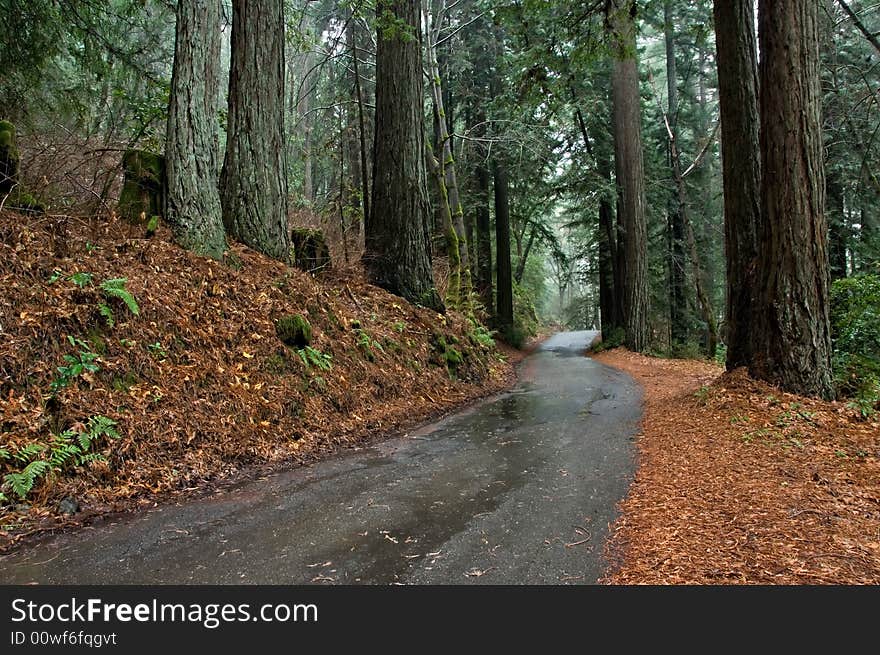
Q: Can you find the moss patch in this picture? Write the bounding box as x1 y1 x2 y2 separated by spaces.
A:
118 150 165 225
275 314 312 348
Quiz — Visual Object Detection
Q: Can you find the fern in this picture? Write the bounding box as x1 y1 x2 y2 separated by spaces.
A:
100 278 140 316
4 460 51 499
98 303 115 327
0 447 9 461
89 415 119 437
13 443 46 464
76 453 107 466
49 440 81 469
297 346 333 371
69 272 94 288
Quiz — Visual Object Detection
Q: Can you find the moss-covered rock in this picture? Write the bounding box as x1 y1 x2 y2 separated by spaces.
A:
291 228 331 273
118 149 165 225
0 120 19 194
275 314 312 348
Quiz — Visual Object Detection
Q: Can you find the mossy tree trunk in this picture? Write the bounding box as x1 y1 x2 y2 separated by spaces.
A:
426 0 472 311
221 0 291 262
118 149 165 224
0 120 19 195
427 143 461 308
364 0 443 312
165 0 226 259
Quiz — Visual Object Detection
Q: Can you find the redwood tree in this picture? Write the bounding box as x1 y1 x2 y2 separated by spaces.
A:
608 0 649 352
220 0 291 262
364 0 442 311
751 0 834 398
165 0 226 259
714 0 760 370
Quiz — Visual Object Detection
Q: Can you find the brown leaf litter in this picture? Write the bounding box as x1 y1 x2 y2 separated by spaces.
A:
591 348 880 584
0 210 521 551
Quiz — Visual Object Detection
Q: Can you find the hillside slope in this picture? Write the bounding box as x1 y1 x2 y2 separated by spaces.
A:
0 211 516 547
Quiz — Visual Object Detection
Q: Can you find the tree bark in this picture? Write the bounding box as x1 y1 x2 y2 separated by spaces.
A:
351 19 370 232
475 159 493 313
827 170 848 280
165 0 226 259
752 0 834 398
609 0 649 352
573 105 618 333
514 223 536 284
493 159 514 332
715 0 760 370
664 0 688 347
221 0 290 262
426 2 472 309
364 0 442 312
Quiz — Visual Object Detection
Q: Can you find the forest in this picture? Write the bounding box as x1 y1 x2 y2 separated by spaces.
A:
0 0 878 585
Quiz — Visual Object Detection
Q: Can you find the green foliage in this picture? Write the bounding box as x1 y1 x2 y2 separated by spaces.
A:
100 278 140 318
4 461 51 501
52 273 139 327
670 341 704 360
355 330 384 362
470 323 496 349
693 385 711 406
296 346 332 371
1 416 119 501
830 275 880 415
147 341 167 359
146 215 159 237
50 336 100 393
69 271 94 288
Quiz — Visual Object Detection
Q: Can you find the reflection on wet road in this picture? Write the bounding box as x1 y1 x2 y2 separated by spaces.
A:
0 331 641 584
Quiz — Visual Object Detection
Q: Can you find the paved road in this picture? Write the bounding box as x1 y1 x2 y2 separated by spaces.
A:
0 331 641 584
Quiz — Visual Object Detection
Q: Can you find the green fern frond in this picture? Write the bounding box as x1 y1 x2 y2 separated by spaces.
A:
13 443 46 464
100 278 140 316
98 303 115 327
76 453 107 466
4 460 51 499
88 415 119 440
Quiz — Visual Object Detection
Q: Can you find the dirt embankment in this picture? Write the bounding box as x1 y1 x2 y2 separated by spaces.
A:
0 211 520 550
592 348 880 585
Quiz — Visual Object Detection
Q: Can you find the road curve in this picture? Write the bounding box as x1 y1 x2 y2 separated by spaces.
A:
0 331 641 584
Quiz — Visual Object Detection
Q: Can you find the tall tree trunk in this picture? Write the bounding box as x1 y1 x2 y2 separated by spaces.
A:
752 0 834 399
827 170 848 279
664 0 688 347
475 159 493 313
364 0 442 312
715 0 761 371
426 2 472 309
165 0 226 259
351 21 370 233
514 223 536 284
493 159 514 332
294 43 316 205
221 0 290 262
574 102 619 332
609 0 649 352
426 141 461 308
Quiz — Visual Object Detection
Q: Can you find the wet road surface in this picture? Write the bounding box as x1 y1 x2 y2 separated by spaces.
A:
0 331 641 584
